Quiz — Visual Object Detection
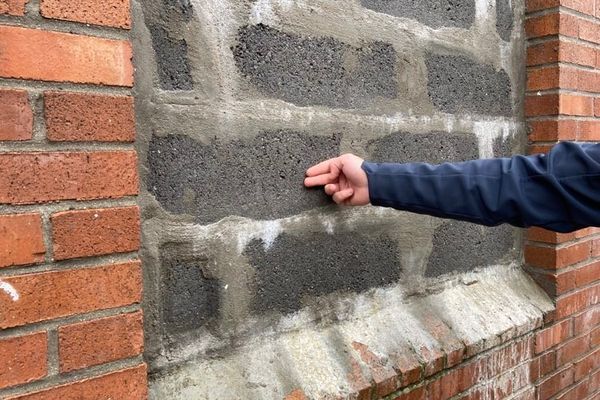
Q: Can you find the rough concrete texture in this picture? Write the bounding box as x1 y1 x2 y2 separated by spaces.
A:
160 244 220 334
496 0 514 41
246 232 400 314
234 24 398 109
147 131 341 223
133 0 528 396
426 54 512 116
149 267 553 399
149 25 193 90
360 0 475 29
367 131 479 164
426 221 515 276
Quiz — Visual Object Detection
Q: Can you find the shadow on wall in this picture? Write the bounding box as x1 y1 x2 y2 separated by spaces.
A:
134 0 523 389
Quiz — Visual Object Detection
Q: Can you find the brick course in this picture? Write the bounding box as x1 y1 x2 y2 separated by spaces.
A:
44 92 135 142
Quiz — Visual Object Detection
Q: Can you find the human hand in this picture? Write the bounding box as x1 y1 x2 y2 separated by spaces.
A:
304 154 370 206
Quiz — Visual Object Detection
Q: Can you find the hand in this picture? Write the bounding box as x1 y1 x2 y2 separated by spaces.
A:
304 154 370 206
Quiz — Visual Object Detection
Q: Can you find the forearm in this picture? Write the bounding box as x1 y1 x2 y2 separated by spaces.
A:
361 142 600 233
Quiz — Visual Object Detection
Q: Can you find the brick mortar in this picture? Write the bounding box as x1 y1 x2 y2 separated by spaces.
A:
0 16 130 41
0 304 140 340
0 78 133 96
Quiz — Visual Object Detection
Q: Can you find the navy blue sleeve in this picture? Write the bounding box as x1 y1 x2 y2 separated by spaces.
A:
361 141 600 233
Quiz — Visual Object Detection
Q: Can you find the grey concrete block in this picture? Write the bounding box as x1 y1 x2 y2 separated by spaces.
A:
367 131 479 164
245 232 401 314
147 131 341 224
160 244 220 333
425 221 514 277
149 25 193 90
233 24 398 108
426 54 512 116
360 0 475 29
496 0 514 41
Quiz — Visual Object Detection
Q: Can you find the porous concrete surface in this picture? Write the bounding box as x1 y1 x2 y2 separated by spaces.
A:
133 0 529 397
149 266 552 399
360 0 476 29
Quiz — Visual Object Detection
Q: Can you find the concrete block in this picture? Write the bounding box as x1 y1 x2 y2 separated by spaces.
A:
425 221 514 277
426 54 512 116
496 0 514 41
360 0 475 29
233 24 398 108
149 25 193 90
367 131 479 164
245 232 401 314
160 243 220 333
147 131 341 224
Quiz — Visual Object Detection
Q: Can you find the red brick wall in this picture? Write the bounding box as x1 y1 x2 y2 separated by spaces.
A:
0 0 146 398
523 1 600 399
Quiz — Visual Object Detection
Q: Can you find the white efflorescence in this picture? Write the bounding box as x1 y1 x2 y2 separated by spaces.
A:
473 119 515 159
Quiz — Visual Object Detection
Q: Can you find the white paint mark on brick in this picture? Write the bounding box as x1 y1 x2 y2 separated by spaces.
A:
0 280 19 301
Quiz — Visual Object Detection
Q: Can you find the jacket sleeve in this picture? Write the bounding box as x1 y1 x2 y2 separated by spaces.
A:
361 141 600 233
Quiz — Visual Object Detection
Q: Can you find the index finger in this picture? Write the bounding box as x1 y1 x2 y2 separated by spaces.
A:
306 156 342 177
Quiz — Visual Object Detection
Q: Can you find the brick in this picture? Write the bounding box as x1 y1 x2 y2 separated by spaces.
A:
591 368 600 393
592 326 600 346
44 92 135 142
527 227 577 244
392 351 422 387
539 369 574 399
426 359 486 399
527 40 598 68
535 320 572 354
525 241 591 269
0 0 27 16
595 99 600 118
579 19 600 45
525 94 559 117
573 306 600 335
561 0 595 15
0 26 132 86
0 89 32 141
556 335 590 366
527 66 560 91
0 151 138 205
59 311 143 372
40 0 130 29
51 206 140 260
525 13 578 39
559 94 594 116
561 42 598 68
0 213 45 268
489 336 533 377
0 332 47 390
556 283 600 319
284 389 308 400
558 379 590 400
526 0 559 12
0 261 141 329
579 120 600 141
6 364 147 400
574 349 600 381
555 261 600 295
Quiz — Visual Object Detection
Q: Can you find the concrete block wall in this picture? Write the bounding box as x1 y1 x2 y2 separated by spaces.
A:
0 0 147 398
131 0 558 398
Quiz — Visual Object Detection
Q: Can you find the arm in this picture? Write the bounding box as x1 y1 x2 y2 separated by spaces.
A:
305 142 600 233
